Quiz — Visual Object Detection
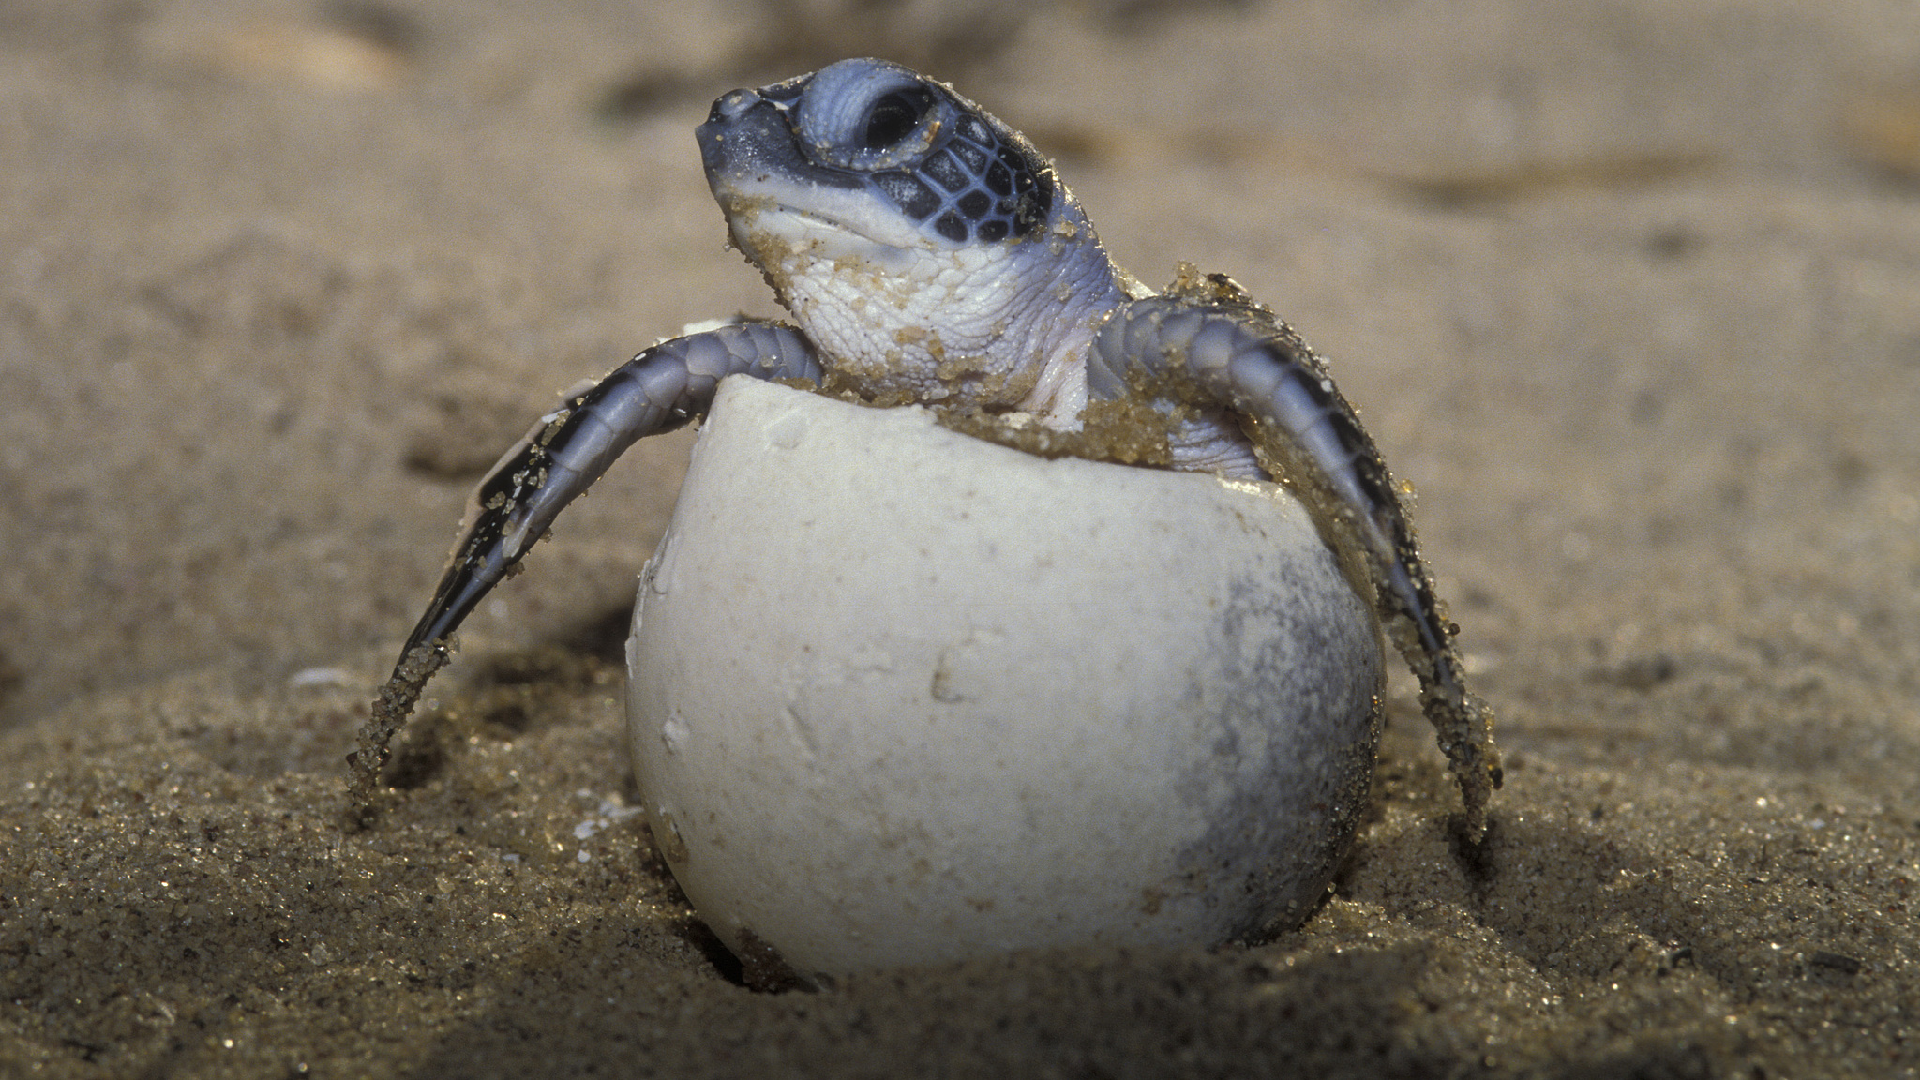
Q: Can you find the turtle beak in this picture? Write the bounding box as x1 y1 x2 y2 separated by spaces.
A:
697 87 796 187
697 77 866 206
696 87 758 179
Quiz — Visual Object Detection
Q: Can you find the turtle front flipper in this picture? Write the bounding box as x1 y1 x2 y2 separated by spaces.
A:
1089 278 1500 836
352 320 822 811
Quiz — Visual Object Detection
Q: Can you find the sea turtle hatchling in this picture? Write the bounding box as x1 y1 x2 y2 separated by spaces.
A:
354 57 1501 895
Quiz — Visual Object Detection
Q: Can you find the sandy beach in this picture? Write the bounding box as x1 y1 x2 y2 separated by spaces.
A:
3 1 1917 1075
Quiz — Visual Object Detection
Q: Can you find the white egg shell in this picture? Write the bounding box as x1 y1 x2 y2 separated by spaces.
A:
626 377 1383 982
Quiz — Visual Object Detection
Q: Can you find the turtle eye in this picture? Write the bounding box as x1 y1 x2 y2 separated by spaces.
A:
863 88 933 150
794 58 951 171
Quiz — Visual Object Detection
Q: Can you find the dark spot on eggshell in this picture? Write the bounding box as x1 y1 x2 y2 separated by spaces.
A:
732 926 814 993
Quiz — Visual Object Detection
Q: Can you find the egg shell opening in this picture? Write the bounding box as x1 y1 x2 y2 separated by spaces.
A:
626 377 1384 982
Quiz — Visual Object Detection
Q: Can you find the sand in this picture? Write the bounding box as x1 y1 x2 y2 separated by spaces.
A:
3 1 1917 1076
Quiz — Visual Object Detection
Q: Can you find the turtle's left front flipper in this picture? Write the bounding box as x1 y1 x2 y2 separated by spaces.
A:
351 321 821 813
1089 278 1500 836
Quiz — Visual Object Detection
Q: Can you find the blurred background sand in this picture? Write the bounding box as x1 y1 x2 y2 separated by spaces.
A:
3 1 1917 1075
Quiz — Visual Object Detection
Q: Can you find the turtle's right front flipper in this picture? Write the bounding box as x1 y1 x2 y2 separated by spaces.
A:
351 320 821 811
398 321 822 657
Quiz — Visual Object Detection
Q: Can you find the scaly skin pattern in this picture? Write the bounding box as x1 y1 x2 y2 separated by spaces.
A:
355 58 1500 835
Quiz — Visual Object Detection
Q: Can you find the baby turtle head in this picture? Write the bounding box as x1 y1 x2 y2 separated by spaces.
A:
701 58 1055 249
698 58 1128 415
